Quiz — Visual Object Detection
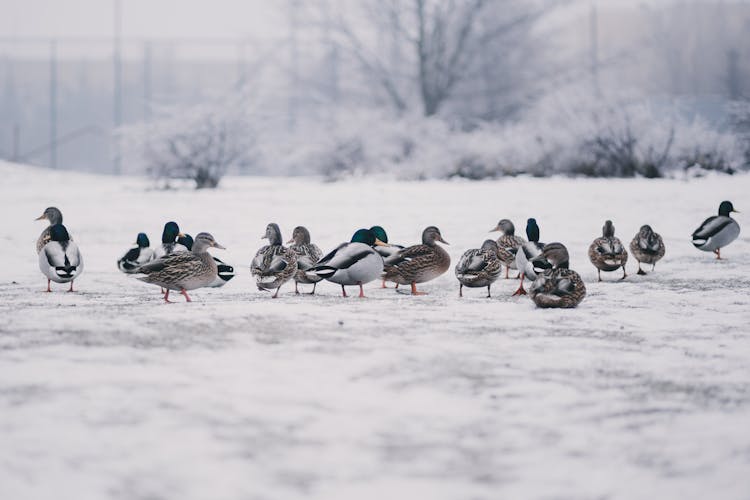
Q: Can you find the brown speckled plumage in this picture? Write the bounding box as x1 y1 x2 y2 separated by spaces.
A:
530 242 586 308
629 225 665 274
383 226 450 292
588 220 628 281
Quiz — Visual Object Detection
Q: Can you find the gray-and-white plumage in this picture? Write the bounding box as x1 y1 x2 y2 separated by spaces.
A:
530 242 586 309
251 223 298 298
136 232 225 302
630 225 665 274
588 220 628 281
288 226 324 294
455 239 502 297
35 206 65 253
513 218 543 296
39 224 83 291
691 201 740 259
117 233 155 274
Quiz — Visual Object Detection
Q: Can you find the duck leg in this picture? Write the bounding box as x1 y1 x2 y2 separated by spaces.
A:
341 285 347 297
620 266 628 280
651 263 656 272
68 281 75 292
512 275 527 296
637 261 646 275
180 289 192 302
715 248 722 260
597 269 602 282
358 282 365 298
459 284 463 298
505 267 510 279
410 282 427 295
164 289 174 303
381 279 388 288
46 279 51 292
308 282 317 295
272 286 282 298
486 285 492 298
294 281 300 295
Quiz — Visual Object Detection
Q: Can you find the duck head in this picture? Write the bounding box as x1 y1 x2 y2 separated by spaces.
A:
35 207 63 225
136 233 150 248
262 223 283 245
369 226 389 244
350 228 386 247
177 233 194 250
719 201 739 216
525 218 540 243
422 226 449 246
162 221 183 244
192 232 226 252
490 219 515 235
602 220 615 238
287 226 311 245
480 239 499 254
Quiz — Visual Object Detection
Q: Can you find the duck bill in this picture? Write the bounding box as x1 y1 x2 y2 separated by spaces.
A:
178 232 185 238
212 242 226 250
35 214 47 221
373 238 388 246
732 209 740 213
489 225 501 232
438 236 450 245
286 238 294 244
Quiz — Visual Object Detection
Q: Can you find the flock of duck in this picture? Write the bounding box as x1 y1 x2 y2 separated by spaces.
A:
35 200 740 308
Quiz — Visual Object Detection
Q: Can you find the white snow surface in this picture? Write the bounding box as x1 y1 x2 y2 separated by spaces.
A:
1 161 749 500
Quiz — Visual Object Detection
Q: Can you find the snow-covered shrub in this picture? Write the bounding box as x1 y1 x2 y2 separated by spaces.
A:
122 95 255 189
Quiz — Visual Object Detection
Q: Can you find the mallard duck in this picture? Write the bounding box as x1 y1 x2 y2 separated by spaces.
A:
153 221 188 259
35 206 65 253
513 218 544 296
630 225 665 275
178 233 234 287
287 226 324 294
39 224 84 292
691 200 740 259
117 233 155 274
490 219 526 279
251 223 298 298
136 232 225 302
382 226 450 295
309 228 386 297
588 220 628 281
370 225 405 288
530 242 586 309
455 239 502 297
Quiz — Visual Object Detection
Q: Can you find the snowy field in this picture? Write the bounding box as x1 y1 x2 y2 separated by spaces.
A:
1 160 749 500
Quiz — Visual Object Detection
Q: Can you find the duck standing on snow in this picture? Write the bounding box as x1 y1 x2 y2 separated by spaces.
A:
309 228 386 297
491 219 526 279
251 223 298 298
135 232 225 302
287 226 323 295
38 224 84 292
513 218 544 296
370 226 404 288
382 226 451 295
153 221 188 259
630 225 665 274
530 242 586 309
35 206 66 253
117 233 155 273
691 201 740 260
178 233 235 287
588 220 628 281
455 239 502 298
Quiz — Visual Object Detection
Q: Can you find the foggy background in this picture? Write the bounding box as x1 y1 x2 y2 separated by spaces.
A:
1 0 749 184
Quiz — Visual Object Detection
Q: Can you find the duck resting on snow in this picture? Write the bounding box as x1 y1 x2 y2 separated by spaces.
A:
309 228 386 297
38 223 84 292
455 239 502 298
135 232 225 302
382 226 450 295
117 232 155 273
691 200 740 260
529 242 586 309
251 223 298 298
588 220 628 281
629 225 665 275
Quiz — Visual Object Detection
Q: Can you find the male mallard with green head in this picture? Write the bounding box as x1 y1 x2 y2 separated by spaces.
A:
382 226 450 295
691 200 740 260
39 223 84 292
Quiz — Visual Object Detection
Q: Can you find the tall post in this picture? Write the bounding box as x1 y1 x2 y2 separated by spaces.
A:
589 1 599 96
49 40 57 169
113 0 123 174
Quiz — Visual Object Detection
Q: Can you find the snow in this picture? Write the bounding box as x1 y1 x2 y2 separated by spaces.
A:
1 160 749 500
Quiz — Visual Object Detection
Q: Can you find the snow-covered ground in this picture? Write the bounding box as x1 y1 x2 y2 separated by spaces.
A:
1 161 749 500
